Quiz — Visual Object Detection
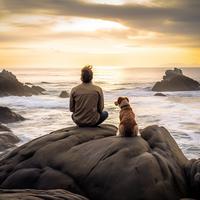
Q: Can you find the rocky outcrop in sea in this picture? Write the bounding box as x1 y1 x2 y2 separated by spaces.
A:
0 107 25 124
0 124 199 200
59 90 69 98
152 68 200 91
0 107 23 151
154 92 166 96
0 123 20 152
0 69 45 96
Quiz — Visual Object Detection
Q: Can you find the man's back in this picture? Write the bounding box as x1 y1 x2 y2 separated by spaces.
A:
70 82 104 126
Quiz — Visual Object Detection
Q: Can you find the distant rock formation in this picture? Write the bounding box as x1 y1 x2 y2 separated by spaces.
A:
0 189 88 200
163 68 183 81
0 124 199 199
25 82 33 85
0 69 44 96
31 85 46 93
0 107 25 123
152 68 200 91
154 92 166 96
41 81 51 84
0 123 20 151
59 90 69 98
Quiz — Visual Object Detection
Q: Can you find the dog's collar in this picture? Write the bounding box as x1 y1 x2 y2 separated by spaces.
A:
120 104 130 109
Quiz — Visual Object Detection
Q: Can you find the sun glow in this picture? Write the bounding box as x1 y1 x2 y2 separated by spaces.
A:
0 0 199 69
90 0 124 5
84 0 152 5
53 18 128 33
93 66 125 84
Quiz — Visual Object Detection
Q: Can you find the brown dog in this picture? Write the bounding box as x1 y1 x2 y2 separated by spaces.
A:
115 97 138 137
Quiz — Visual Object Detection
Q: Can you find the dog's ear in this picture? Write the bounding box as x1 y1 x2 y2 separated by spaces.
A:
117 97 124 105
125 97 129 102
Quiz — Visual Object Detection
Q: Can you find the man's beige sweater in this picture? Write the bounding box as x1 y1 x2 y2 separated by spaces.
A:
70 82 104 126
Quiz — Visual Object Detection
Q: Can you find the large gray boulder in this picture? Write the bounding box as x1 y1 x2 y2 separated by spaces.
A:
0 189 88 200
152 68 200 91
0 107 25 123
0 124 199 200
0 123 20 151
0 69 43 96
185 159 200 199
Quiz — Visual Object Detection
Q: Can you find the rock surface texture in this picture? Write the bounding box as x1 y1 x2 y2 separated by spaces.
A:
0 189 88 200
152 68 200 91
0 123 11 132
0 124 199 200
59 90 69 98
0 123 20 151
0 107 25 123
0 69 43 96
185 159 200 199
154 92 166 96
31 85 46 93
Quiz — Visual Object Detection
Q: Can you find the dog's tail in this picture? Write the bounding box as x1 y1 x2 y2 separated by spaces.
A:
118 124 138 137
117 124 124 136
133 125 139 136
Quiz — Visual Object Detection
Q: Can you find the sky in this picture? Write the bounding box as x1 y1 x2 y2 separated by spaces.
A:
0 0 200 68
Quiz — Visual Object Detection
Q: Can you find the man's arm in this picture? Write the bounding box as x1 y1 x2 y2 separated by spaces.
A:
69 89 75 112
98 88 104 113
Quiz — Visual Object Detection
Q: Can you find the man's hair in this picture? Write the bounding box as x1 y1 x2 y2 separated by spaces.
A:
81 65 93 83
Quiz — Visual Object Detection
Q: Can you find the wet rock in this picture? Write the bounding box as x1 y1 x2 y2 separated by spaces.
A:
41 81 51 84
154 92 166 96
0 69 42 96
0 107 25 123
59 91 69 98
164 68 183 81
25 82 33 86
0 132 20 152
0 123 20 151
185 158 200 199
0 189 88 200
31 85 46 93
152 68 200 91
0 123 11 132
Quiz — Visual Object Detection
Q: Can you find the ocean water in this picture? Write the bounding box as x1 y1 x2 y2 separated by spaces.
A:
0 67 200 159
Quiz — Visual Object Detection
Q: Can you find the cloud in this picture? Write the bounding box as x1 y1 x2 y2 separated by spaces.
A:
0 0 200 47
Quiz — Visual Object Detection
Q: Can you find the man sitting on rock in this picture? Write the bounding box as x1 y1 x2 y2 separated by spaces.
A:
70 65 108 127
